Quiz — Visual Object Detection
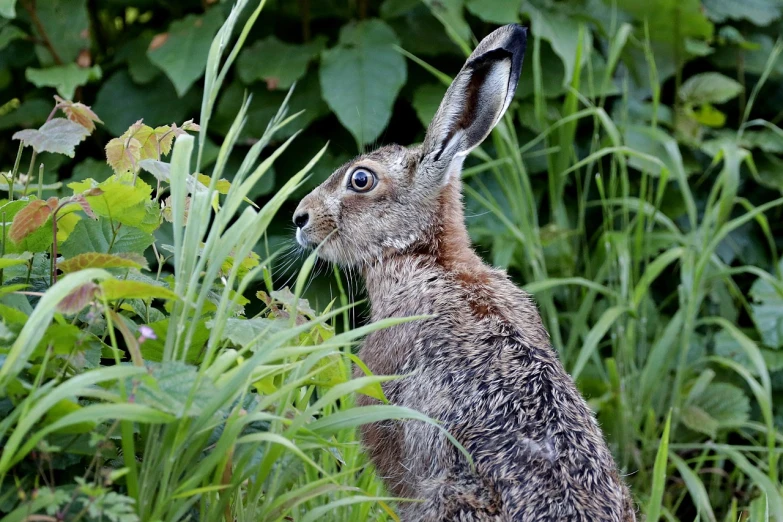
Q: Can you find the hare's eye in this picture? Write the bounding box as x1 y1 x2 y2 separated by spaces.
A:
349 168 376 192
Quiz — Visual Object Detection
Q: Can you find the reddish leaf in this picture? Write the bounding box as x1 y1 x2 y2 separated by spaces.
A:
60 194 96 219
58 252 145 274
55 95 103 133
57 282 99 314
8 200 55 243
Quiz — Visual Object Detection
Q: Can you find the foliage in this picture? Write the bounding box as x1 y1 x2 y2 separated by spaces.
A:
1 0 783 521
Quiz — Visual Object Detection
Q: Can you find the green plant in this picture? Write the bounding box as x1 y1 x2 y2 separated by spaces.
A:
2 0 783 520
0 2 456 520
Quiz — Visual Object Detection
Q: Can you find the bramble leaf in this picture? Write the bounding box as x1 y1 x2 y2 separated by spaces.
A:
13 118 90 157
237 35 326 89
59 252 146 274
680 72 744 105
147 10 224 96
25 64 102 100
8 198 57 243
320 19 407 145
60 216 154 257
69 174 154 231
57 282 100 314
55 95 103 132
101 279 178 301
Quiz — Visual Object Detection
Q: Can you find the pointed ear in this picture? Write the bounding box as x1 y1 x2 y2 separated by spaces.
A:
420 24 527 183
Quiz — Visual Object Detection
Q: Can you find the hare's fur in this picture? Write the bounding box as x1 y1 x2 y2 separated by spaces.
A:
294 24 636 522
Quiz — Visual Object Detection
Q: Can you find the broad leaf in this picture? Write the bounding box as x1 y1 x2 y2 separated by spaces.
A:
101 279 178 301
466 0 520 24
412 83 447 128
58 252 146 274
55 96 103 132
683 381 750 438
68 175 159 232
237 35 326 89
749 270 783 349
703 0 783 26
611 0 713 42
59 216 154 258
147 9 224 97
0 199 53 254
522 3 591 85
8 198 56 243
212 317 290 349
31 0 89 66
0 24 24 49
319 19 407 146
93 71 198 136
57 282 99 314
0 0 15 18
25 64 102 100
13 118 90 157
679 72 744 105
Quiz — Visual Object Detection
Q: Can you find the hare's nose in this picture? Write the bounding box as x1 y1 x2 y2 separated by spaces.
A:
293 211 309 229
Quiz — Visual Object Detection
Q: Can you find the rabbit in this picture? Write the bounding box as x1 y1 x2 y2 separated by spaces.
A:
292 23 636 522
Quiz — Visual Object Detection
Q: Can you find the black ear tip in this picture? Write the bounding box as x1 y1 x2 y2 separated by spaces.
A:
506 24 528 54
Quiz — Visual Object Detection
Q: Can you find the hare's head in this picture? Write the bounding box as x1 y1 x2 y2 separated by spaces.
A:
293 24 526 267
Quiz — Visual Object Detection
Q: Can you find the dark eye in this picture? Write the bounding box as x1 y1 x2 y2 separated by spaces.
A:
349 168 376 192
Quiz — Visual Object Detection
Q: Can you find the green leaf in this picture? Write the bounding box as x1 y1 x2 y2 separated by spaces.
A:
101 279 178 301
0 0 15 18
0 24 24 50
147 9 225 97
1 198 54 254
59 217 154 258
749 270 783 348
422 0 471 43
31 0 89 66
646 411 671 522
12 118 90 157
522 2 591 86
68 175 159 232
680 72 743 105
466 0 520 24
237 35 326 90
93 71 199 136
683 381 750 438
703 0 783 26
212 317 290 349
125 361 218 417
118 31 161 84
611 0 713 43
412 83 447 128
25 64 102 100
319 19 407 146
58 252 145 274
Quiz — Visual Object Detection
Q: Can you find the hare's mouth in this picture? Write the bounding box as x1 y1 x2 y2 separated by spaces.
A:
295 227 316 249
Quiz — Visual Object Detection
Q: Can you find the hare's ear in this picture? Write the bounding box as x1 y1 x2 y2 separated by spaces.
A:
420 24 526 183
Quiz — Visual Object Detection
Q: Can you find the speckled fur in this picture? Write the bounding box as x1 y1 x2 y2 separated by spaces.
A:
294 24 636 522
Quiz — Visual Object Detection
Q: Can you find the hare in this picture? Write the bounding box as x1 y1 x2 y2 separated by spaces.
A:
293 24 636 522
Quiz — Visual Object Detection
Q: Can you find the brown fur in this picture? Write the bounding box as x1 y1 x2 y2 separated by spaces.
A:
293 24 636 522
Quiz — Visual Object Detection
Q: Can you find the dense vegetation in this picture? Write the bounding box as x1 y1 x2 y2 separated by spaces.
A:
1 0 783 520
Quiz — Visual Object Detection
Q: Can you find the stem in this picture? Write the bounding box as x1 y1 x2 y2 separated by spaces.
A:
9 142 24 202
51 210 59 284
23 151 37 197
23 0 63 65
37 163 44 199
299 0 311 41
1 211 5 285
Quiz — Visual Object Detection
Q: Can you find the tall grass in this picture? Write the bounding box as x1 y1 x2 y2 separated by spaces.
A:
454 20 783 522
0 2 444 521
